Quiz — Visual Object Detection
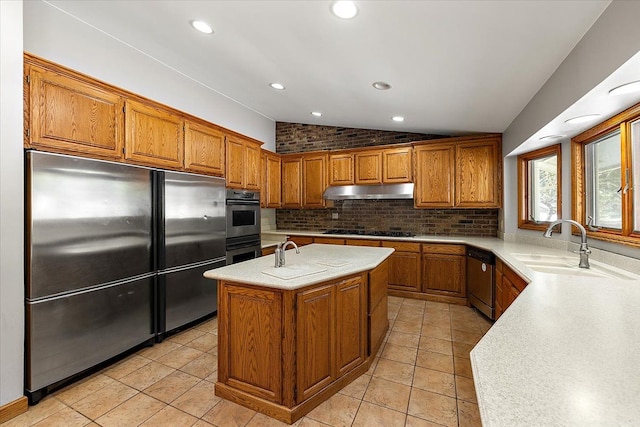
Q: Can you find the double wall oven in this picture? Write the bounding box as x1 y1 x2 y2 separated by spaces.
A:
225 189 261 265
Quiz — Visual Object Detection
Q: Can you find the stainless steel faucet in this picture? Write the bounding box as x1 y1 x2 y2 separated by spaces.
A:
543 219 591 269
274 240 300 267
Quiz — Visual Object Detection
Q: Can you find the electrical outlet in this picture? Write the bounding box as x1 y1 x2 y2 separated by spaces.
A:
331 212 339 219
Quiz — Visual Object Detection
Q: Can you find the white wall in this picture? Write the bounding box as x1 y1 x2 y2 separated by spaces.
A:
0 0 25 407
23 0 276 150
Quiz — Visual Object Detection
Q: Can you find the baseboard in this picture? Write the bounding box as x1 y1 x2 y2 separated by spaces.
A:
0 396 28 423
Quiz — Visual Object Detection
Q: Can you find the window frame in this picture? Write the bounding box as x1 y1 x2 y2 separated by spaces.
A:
572 102 640 248
517 144 562 231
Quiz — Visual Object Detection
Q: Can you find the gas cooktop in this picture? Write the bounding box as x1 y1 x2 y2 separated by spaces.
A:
323 229 416 238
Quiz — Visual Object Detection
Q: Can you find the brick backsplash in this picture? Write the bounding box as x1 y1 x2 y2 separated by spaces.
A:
276 122 446 153
277 200 499 237
275 122 499 237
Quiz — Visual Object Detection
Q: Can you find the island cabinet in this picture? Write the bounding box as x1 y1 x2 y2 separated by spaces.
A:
215 258 390 424
226 135 262 190
184 120 225 176
26 64 125 160
124 99 184 169
382 241 421 292
422 244 467 304
495 259 528 319
413 134 502 208
261 150 282 208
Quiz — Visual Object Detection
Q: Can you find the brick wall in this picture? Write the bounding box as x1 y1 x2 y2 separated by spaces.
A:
276 122 446 153
274 122 499 237
277 201 499 237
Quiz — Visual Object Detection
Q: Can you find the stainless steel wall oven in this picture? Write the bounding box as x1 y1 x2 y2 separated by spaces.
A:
225 189 261 265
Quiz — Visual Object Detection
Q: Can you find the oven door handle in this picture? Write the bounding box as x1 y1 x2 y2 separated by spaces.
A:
226 200 260 206
226 241 261 251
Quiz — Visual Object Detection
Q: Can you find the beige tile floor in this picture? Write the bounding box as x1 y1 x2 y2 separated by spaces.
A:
2 297 492 427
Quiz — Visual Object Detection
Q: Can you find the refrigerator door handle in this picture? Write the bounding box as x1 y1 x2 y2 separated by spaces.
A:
158 257 227 275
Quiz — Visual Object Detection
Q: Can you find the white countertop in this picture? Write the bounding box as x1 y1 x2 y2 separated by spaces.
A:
205 243 393 290
262 230 640 425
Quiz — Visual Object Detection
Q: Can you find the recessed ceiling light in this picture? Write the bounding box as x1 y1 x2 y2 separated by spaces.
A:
331 1 358 19
270 83 285 90
191 20 213 34
609 80 640 96
372 82 391 90
391 116 405 122
539 135 565 141
311 112 322 117
564 114 601 125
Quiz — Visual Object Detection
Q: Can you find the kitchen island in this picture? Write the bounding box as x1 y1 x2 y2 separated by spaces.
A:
204 244 394 424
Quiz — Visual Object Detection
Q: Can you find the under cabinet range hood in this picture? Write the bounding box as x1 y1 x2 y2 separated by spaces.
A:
323 183 414 200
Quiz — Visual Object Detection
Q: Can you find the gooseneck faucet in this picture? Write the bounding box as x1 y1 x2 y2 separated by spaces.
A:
543 219 591 269
274 240 300 268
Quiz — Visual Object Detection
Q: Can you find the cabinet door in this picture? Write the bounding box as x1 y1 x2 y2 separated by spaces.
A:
303 154 327 208
387 251 421 292
124 100 184 169
383 147 412 183
184 121 225 176
335 276 366 376
265 152 282 208
414 144 455 207
281 156 303 208
225 136 245 189
329 154 354 185
245 141 262 190
29 65 124 159
422 254 466 297
218 284 282 403
455 138 501 207
355 151 382 184
297 285 335 402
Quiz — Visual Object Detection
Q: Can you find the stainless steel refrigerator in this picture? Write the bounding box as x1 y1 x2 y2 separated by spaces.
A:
156 170 226 340
25 151 225 403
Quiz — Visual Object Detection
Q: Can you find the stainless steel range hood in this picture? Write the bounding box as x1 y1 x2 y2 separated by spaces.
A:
323 183 414 200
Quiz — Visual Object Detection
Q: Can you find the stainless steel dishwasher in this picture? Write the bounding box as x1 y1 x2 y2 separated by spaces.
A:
467 247 496 320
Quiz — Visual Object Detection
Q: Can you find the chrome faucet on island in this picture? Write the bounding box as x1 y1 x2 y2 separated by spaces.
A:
543 219 591 269
274 240 300 268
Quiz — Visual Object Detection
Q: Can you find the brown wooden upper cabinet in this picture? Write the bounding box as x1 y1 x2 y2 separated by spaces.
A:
335 146 413 186
124 99 184 169
302 153 327 208
27 64 125 160
262 150 281 208
184 120 225 176
226 135 262 190
281 154 303 208
414 135 502 208
328 153 354 185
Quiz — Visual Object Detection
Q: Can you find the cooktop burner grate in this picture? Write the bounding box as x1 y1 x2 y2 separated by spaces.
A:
323 229 415 238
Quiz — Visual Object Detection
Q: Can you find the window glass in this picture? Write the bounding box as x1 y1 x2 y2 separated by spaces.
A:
528 155 558 222
585 131 622 229
633 119 640 233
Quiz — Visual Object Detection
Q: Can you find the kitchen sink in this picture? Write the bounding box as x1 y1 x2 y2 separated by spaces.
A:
511 253 639 280
262 264 328 280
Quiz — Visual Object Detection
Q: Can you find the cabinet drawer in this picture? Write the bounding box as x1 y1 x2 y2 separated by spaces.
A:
288 235 314 247
345 239 381 247
314 237 345 245
422 243 466 255
381 241 421 252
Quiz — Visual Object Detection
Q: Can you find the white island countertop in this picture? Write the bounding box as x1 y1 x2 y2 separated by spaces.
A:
204 244 393 290
262 230 640 425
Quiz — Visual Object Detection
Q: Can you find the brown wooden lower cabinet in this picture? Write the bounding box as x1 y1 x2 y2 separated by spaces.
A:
421 244 467 304
313 237 345 245
495 259 528 319
382 241 421 292
287 235 314 247
216 260 389 424
261 246 277 256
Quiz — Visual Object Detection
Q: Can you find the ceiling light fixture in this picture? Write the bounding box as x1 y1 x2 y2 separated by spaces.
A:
270 83 285 90
564 114 601 125
391 116 405 122
609 80 640 96
331 1 358 19
311 112 322 117
372 82 391 90
539 135 565 141
191 20 214 34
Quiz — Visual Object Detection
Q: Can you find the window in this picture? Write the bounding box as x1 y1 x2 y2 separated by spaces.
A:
572 102 640 247
517 144 562 231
